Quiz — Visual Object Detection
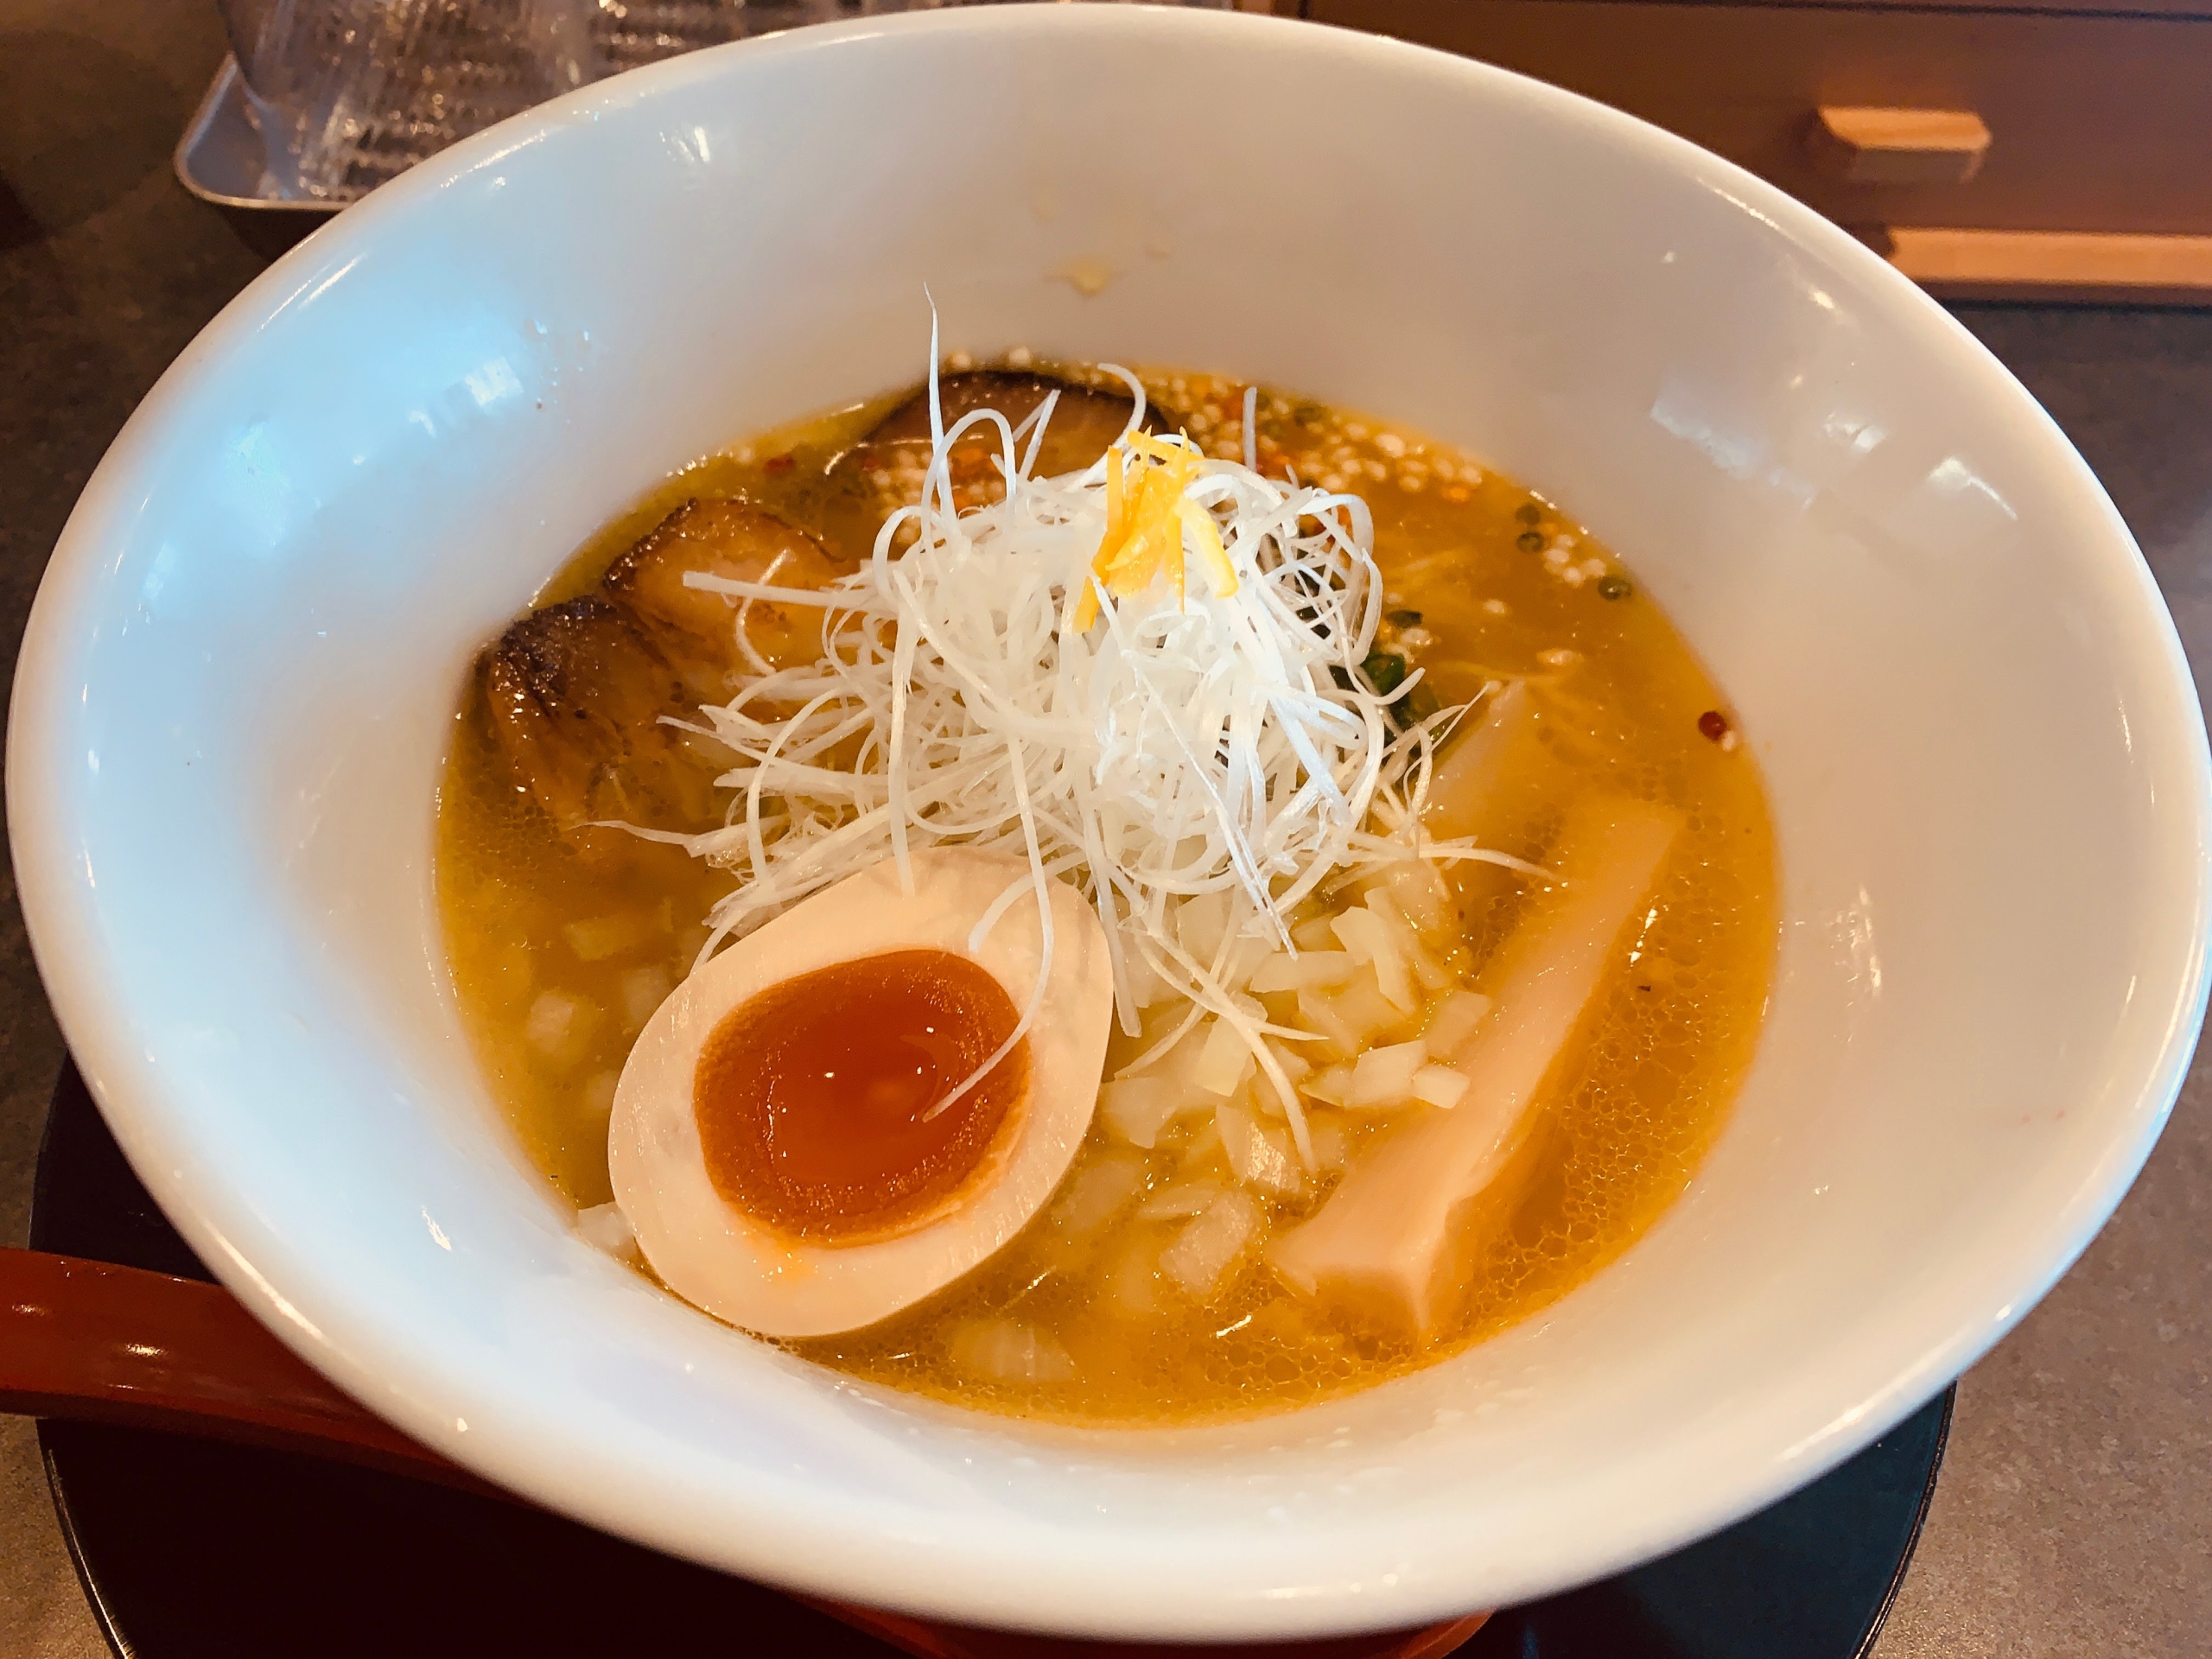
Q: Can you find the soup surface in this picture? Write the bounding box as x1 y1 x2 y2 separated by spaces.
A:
437 363 1776 1424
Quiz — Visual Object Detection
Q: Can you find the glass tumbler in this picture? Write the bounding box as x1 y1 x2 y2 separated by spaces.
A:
216 0 1241 203
217 0 607 200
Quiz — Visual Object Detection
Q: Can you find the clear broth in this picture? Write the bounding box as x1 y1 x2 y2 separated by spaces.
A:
435 368 1777 1424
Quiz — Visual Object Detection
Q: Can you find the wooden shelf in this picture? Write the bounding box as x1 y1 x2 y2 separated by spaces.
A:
1868 226 2212 303
1309 0 2212 298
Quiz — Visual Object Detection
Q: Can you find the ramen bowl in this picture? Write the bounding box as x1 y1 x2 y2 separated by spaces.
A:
10 4 2208 1640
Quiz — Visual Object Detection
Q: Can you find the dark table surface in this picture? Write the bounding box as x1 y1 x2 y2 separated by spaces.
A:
3 1 2209 1653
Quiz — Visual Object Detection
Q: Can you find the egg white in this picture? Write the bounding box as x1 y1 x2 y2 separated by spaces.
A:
608 848 1114 1338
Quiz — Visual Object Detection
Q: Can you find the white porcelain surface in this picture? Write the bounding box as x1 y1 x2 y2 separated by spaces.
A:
9 7 2209 1640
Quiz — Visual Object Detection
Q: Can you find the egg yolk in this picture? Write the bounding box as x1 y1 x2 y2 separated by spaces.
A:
693 950 1028 1241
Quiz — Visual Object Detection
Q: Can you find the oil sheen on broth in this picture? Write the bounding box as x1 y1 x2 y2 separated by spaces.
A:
436 366 1777 1425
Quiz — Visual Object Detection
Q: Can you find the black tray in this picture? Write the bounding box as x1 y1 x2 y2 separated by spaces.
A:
30 1058 1949 1657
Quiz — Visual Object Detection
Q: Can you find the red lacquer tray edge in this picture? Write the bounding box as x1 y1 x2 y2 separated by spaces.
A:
2 1250 1487 1659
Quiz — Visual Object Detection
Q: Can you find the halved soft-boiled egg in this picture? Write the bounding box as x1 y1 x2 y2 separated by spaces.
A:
608 848 1114 1337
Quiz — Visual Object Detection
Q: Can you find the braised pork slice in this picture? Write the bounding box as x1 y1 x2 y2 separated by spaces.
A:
866 371 1156 480
482 596 719 849
601 498 845 697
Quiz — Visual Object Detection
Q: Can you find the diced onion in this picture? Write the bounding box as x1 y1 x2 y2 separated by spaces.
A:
1051 1152 1148 1235
575 1201 636 1256
1099 1076 1183 1148
1332 906 1418 1013
525 991 592 1065
1411 1063 1471 1109
1248 950 1359 995
1218 1101 1307 1200
1193 1015 1258 1096
950 1319 1079 1384
1139 1179 1225 1221
1348 1039 1429 1108
1422 988 1496 1062
1300 1064 1352 1107
1160 1191 1264 1300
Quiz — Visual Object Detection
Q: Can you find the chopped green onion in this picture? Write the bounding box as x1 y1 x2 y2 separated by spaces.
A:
1395 682 1441 728
1362 650 1408 696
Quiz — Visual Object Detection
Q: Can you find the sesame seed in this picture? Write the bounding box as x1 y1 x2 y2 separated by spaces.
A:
1539 647 1580 668
1376 433 1407 458
1399 474 1426 493
947 350 975 372
1401 626 1435 649
1580 557 1607 581
1007 346 1034 368
1322 474 1348 493
1442 485 1471 504
1483 599 1509 615
1720 729 1741 752
1345 422 1370 440
1364 459 1387 480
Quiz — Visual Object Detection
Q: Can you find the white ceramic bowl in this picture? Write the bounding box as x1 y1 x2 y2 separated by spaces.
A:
10 6 2209 1640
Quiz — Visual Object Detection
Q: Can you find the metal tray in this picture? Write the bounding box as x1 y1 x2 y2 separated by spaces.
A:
171 0 818 252
173 57 335 257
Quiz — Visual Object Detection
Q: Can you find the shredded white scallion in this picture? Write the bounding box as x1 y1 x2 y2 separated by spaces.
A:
656 345 1530 1163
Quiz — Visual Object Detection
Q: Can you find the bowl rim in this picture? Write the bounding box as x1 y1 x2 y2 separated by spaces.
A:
10 3 2210 1638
